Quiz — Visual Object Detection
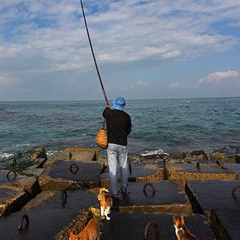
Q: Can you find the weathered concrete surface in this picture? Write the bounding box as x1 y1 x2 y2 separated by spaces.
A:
210 208 240 240
28 147 47 160
111 181 192 214
0 186 31 217
186 179 240 215
2 146 240 239
99 212 215 240
43 148 100 168
0 189 98 240
38 160 103 190
210 146 240 163
164 163 237 186
100 161 164 188
210 152 236 163
128 162 164 181
184 178 240 239
65 147 100 160
0 169 41 195
222 163 240 178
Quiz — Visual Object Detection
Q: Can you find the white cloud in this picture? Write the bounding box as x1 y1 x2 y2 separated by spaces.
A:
0 76 9 85
168 81 185 89
130 81 147 91
163 50 182 59
0 0 240 100
198 71 239 84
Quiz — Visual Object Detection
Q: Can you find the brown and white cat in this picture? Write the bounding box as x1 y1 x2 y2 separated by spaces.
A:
69 218 100 240
173 215 198 240
98 187 113 220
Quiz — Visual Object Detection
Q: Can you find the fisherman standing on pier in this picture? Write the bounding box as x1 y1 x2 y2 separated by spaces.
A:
102 97 132 198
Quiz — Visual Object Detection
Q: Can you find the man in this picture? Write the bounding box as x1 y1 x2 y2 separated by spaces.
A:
102 96 132 198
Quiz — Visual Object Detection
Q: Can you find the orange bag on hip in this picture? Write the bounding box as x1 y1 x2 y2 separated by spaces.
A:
95 120 108 149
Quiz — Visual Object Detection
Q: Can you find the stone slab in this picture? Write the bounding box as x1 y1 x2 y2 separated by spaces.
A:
44 148 100 168
222 163 240 178
0 186 30 217
0 189 98 240
129 161 163 180
100 212 215 240
100 162 163 188
65 147 99 161
0 169 40 195
210 208 240 240
38 160 102 190
113 181 192 214
165 163 237 185
185 179 240 215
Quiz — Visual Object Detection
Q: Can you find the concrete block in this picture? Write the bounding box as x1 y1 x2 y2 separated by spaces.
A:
100 161 163 188
185 179 240 215
0 186 31 217
43 148 100 168
113 181 192 214
100 212 215 240
164 163 237 186
210 208 240 240
0 189 98 239
38 160 103 190
222 163 240 178
0 169 40 195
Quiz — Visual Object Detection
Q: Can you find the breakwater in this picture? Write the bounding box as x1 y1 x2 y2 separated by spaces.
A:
0 146 240 239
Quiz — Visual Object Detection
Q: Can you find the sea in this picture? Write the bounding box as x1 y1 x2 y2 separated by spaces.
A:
1 97 240 162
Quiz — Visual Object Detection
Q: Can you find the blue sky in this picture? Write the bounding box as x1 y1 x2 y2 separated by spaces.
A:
0 0 240 101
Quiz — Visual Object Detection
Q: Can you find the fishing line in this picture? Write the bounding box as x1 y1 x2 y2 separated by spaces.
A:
79 0 110 106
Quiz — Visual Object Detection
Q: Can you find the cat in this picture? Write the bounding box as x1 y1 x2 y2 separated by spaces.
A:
69 218 100 240
98 187 113 220
173 215 198 240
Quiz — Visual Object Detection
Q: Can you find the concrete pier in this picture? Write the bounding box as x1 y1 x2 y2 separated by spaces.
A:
112 181 192 214
0 147 239 239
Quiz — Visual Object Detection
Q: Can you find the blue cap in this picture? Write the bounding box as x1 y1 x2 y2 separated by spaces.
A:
112 96 126 110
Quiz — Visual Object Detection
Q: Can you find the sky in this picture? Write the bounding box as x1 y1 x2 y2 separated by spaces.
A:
0 0 240 101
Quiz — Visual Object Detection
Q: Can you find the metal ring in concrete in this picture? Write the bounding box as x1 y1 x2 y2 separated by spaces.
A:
144 220 160 240
6 170 17 181
12 158 17 167
18 214 29 231
129 162 132 175
197 162 200 170
232 184 240 198
61 190 68 207
70 163 79 174
143 183 156 197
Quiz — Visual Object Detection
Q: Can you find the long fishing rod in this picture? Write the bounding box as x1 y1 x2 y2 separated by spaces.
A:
79 0 110 106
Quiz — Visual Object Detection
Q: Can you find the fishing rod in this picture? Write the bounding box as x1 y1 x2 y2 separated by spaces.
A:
79 0 110 106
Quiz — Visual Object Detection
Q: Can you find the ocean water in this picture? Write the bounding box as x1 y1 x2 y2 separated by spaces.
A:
1 97 240 161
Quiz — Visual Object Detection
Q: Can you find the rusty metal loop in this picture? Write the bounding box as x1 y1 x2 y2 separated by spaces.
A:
69 152 72 160
196 162 200 170
129 162 132 175
7 170 17 181
18 214 29 231
70 163 79 174
12 158 17 167
143 183 156 197
232 184 240 198
144 221 160 240
61 190 68 207
236 149 239 154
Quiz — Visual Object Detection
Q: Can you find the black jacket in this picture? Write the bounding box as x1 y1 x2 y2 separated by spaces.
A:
102 107 131 146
